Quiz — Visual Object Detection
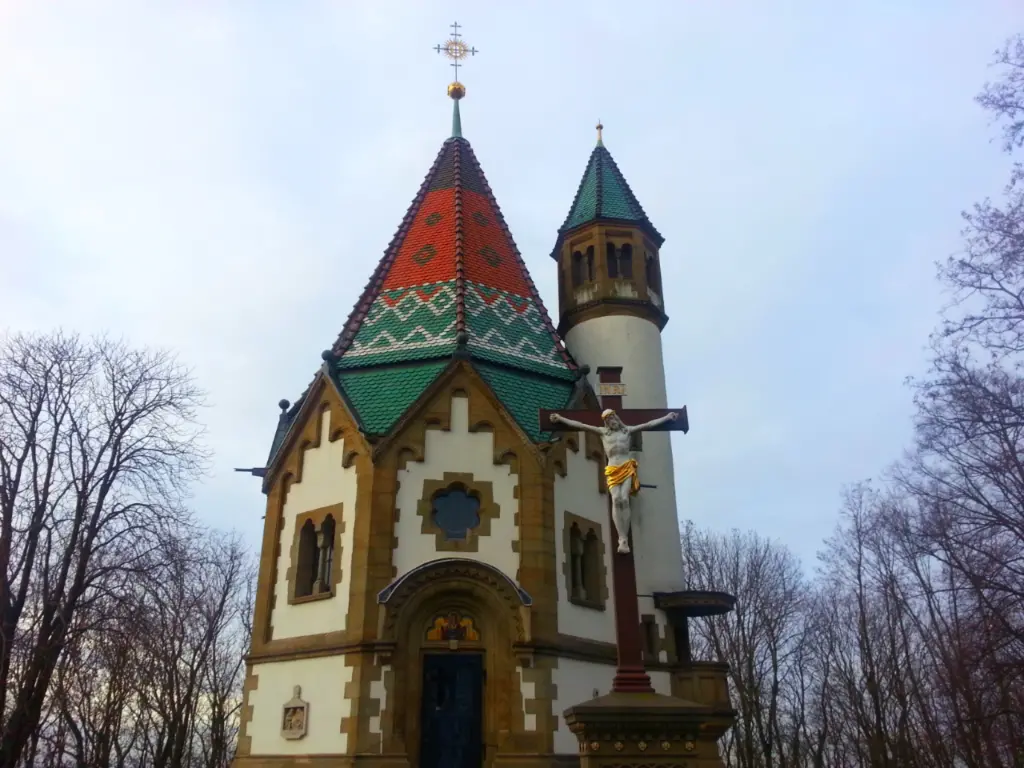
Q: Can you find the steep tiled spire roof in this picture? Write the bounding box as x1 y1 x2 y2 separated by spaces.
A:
332 136 575 379
281 129 579 444
557 139 663 247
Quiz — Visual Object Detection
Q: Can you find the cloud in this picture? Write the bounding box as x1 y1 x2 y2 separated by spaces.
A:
1 1 1021 563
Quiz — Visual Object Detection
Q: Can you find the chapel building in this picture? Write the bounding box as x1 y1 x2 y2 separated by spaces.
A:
233 83 733 768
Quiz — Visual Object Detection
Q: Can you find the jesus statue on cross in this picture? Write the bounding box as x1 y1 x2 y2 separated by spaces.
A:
549 408 679 554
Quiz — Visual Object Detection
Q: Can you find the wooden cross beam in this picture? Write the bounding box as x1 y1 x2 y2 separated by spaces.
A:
540 366 691 694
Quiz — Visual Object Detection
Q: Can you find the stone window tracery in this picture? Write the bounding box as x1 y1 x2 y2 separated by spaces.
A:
417 473 499 553
287 503 344 604
431 486 481 541
562 512 608 610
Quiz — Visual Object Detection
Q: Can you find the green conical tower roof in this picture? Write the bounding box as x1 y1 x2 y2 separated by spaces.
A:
555 127 664 254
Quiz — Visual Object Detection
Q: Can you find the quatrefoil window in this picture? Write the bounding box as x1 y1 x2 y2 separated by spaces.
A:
431 486 481 540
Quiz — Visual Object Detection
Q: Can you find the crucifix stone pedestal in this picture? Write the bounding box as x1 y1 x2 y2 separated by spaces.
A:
542 366 733 767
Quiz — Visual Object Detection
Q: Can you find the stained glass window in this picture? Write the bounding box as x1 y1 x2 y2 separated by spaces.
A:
432 487 481 540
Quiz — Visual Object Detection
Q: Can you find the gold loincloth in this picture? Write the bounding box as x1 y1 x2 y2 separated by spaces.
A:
604 459 640 495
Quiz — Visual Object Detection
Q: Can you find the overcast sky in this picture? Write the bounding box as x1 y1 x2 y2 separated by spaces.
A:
2 1 1021 566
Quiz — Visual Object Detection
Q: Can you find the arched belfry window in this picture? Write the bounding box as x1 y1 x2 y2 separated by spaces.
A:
295 519 318 598
607 242 619 279
619 244 634 280
571 251 583 287
645 250 662 294
585 246 595 282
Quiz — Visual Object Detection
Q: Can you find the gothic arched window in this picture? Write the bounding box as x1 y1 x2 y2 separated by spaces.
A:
318 514 336 591
585 246 595 282
564 513 606 610
569 523 585 600
295 519 318 598
583 529 601 601
571 251 583 287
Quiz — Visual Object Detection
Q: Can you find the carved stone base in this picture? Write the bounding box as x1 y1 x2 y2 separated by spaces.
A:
233 754 578 767
563 691 734 767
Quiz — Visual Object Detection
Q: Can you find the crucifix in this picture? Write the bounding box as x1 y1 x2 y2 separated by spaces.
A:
434 21 478 83
540 366 689 694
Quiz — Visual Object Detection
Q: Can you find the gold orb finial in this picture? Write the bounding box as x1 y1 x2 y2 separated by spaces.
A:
448 81 466 100
596 120 604 144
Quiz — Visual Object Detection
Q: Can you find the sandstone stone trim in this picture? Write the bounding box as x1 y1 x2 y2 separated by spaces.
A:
376 662 396 753
559 298 668 337
653 616 674 664
340 651 386 755
521 654 559 753
548 426 606 500
377 558 529 766
251 377 370 654
557 222 669 336
326 363 559 766
232 756 356 768
669 660 733 712
285 503 345 604
235 665 258 756
416 472 499 553
369 362 557 638
561 512 608 611
640 613 661 664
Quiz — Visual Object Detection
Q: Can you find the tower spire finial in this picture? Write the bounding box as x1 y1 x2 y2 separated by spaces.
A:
596 120 604 146
435 22 477 135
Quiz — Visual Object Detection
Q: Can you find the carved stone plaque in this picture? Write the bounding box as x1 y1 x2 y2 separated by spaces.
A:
281 685 308 740
598 382 627 397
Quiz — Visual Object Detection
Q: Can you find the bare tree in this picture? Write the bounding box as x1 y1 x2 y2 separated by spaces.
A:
682 525 808 768
27 531 255 768
0 332 207 768
136 532 253 768
938 34 1024 357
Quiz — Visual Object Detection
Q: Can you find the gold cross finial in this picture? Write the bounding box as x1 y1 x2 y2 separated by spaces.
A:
435 21 478 100
596 120 604 145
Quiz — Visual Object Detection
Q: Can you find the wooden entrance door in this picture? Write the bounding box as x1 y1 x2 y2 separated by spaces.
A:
419 653 484 768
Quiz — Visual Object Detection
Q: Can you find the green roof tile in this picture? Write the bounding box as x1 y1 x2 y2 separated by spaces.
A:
475 362 575 442
558 142 663 246
334 362 448 435
271 125 580 463
562 157 599 231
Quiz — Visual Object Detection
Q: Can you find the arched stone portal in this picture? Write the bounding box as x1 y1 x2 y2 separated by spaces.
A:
377 559 533 767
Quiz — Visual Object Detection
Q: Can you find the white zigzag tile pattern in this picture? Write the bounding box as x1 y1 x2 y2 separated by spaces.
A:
463 285 565 369
344 281 567 373
361 284 457 324
345 320 457 357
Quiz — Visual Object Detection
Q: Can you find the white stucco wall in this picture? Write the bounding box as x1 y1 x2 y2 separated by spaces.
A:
270 409 358 640
554 433 617 644
392 395 519 581
247 655 354 756
565 314 685 596
552 659 616 754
